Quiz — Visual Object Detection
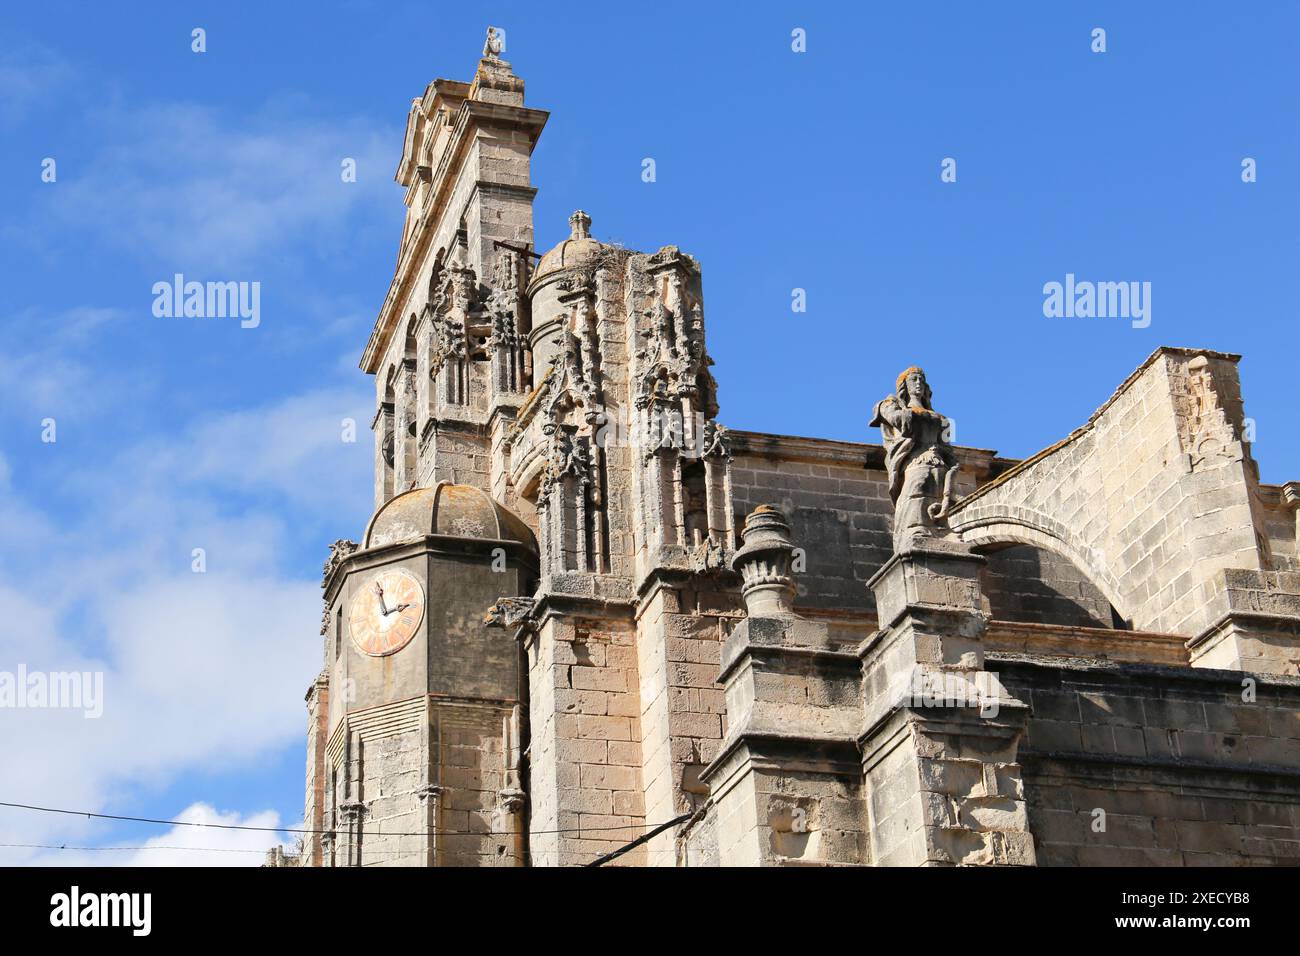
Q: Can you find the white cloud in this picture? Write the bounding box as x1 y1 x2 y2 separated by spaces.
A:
0 307 133 419
0 382 371 865
0 44 73 126
40 99 399 273
19 804 288 867
122 804 287 867
177 386 375 513
0 57 385 867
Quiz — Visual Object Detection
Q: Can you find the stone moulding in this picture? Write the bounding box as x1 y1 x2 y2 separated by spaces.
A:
320 533 539 603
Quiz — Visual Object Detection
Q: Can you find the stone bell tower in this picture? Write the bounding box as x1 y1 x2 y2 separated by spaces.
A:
361 26 547 513
302 30 546 868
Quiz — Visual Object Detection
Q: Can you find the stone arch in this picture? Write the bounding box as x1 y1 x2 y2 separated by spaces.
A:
952 509 1131 626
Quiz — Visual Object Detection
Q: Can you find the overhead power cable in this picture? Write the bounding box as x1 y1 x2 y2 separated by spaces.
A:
0 842 267 855
0 799 687 840
586 812 693 867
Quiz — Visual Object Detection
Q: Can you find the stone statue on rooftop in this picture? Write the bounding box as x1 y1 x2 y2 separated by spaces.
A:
483 26 504 59
871 366 960 550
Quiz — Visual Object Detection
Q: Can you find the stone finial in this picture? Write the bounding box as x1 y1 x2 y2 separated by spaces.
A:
483 26 504 59
568 209 591 240
731 506 797 616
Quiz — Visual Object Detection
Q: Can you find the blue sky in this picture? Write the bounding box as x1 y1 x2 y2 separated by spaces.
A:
0 2 1295 863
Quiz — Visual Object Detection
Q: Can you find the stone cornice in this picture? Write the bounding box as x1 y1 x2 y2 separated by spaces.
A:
990 651 1300 690
726 428 1004 475
370 400 394 430
322 533 538 602
857 696 1029 761
1186 608 1300 651
699 730 861 792
716 630 859 686
983 619 1189 667
303 671 328 705
1019 748 1300 791
530 580 636 621
1282 481 1300 509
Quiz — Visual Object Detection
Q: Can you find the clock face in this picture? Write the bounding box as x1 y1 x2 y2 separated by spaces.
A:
348 567 426 657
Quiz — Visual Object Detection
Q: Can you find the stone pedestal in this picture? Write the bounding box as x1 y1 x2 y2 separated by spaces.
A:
858 539 1036 866
701 507 866 866
1187 568 1300 676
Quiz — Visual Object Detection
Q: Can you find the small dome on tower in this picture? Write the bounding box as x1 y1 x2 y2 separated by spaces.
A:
528 210 609 292
362 482 537 551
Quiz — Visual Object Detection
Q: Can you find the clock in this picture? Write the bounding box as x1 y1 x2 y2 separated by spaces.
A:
348 567 426 657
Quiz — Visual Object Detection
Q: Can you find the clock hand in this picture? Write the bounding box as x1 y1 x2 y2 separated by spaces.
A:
372 581 390 615
394 603 411 613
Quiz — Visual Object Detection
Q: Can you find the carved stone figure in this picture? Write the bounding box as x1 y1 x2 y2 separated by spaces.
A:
870 366 959 550
483 596 535 628
700 419 729 460
690 533 727 573
542 429 591 492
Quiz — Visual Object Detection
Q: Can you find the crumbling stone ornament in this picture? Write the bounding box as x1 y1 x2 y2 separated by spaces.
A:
483 596 536 628
322 538 359 587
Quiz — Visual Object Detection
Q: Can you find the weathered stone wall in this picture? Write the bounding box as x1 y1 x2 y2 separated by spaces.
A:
636 578 738 864
981 543 1118 628
728 433 999 615
430 707 517 867
302 675 328 867
525 613 647 866
952 349 1269 637
997 656 1300 865
325 698 517 867
351 721 425 867
707 750 867 866
1261 485 1299 572
728 435 893 614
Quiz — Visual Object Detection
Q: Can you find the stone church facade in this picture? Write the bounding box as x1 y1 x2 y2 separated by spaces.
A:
299 34 1300 867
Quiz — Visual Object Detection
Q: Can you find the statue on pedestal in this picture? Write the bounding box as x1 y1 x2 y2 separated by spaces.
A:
871 366 960 550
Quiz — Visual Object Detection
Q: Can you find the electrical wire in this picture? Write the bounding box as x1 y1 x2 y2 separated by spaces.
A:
0 799 686 839
0 842 267 855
